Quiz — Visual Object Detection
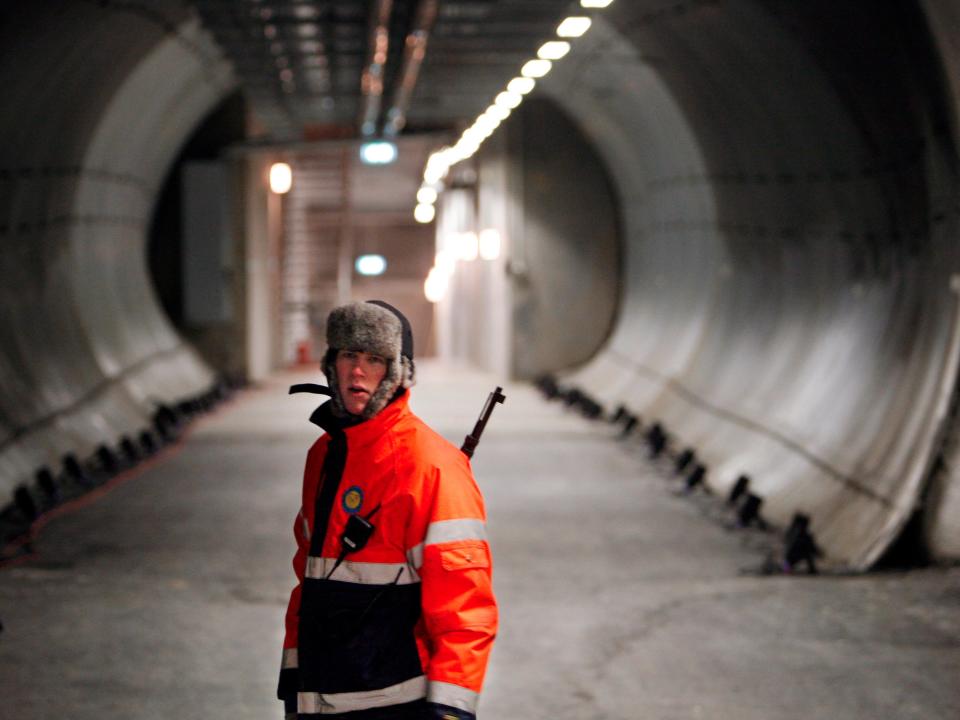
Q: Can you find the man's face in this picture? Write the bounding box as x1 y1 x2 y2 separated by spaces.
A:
336 349 388 415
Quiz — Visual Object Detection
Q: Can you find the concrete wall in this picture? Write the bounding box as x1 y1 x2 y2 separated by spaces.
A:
0 3 235 502
542 1 960 569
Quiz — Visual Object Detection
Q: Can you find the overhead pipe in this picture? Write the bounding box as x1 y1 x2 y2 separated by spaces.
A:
358 0 394 137
383 0 439 138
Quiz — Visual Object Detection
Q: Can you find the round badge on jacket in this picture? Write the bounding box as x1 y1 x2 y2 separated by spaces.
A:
341 485 364 514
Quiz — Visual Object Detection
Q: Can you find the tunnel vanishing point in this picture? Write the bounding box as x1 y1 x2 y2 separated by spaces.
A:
2 0 960 572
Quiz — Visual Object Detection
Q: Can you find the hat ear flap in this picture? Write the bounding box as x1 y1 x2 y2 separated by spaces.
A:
400 356 416 389
323 348 349 417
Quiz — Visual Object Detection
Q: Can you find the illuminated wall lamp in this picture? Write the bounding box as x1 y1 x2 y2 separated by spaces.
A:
269 162 292 194
355 254 387 276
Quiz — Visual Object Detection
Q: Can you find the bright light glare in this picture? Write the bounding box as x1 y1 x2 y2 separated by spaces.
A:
424 267 448 303
424 165 446 184
557 17 592 37
486 104 511 122
435 250 455 275
359 141 398 165
508 77 536 95
417 186 438 204
455 232 479 262
424 150 451 183
580 0 614 7
495 91 523 109
475 115 500 132
454 139 480 160
538 41 571 60
521 59 552 78
269 162 292 194
355 254 387 276
479 229 501 260
414 203 436 223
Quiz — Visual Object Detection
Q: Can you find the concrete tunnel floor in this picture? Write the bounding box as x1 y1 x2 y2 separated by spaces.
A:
1 361 959 720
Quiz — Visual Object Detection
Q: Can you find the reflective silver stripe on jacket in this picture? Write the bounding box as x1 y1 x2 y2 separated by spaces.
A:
428 680 479 713
298 675 427 715
281 647 298 669
305 556 420 585
407 518 488 569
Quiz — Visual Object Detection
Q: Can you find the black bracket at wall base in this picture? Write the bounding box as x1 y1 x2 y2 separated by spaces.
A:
674 448 695 474
727 475 750 506
781 513 822 574
646 422 667 458
685 463 706 492
610 404 628 424
533 374 561 400
736 493 765 529
36 467 60 506
0 376 242 569
139 429 157 455
120 435 140 464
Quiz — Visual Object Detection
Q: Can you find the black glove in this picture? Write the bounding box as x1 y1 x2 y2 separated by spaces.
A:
426 702 476 720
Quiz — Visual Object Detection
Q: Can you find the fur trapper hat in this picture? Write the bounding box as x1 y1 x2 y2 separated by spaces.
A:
323 300 416 419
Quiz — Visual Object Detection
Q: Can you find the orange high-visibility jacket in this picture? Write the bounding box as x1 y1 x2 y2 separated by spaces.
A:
278 391 497 717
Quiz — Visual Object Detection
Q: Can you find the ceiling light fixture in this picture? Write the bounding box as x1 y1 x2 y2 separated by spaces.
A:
414 203 436 223
495 91 523 109
537 41 571 60
508 77 536 95
359 140 398 165
521 59 552 78
417 186 438 204
355 254 387 276
557 17 592 37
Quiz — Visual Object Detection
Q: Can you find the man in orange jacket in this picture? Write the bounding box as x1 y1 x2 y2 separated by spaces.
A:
278 300 497 719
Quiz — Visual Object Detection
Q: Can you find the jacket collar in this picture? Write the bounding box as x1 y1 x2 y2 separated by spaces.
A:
310 390 410 447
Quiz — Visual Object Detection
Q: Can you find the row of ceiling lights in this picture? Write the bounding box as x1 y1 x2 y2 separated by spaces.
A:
412 0 614 224
245 0 335 98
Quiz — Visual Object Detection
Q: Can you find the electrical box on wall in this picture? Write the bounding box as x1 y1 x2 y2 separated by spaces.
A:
182 161 234 325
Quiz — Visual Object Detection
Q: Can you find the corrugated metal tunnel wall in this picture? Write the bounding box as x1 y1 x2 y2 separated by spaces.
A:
0 3 235 504
3 1 960 571
535 1 960 569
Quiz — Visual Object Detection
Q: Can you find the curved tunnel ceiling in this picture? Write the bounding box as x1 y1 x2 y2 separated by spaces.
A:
542 1 960 569
2 0 960 571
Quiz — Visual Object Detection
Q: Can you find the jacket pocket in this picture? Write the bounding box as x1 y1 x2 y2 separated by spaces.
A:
439 540 489 571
